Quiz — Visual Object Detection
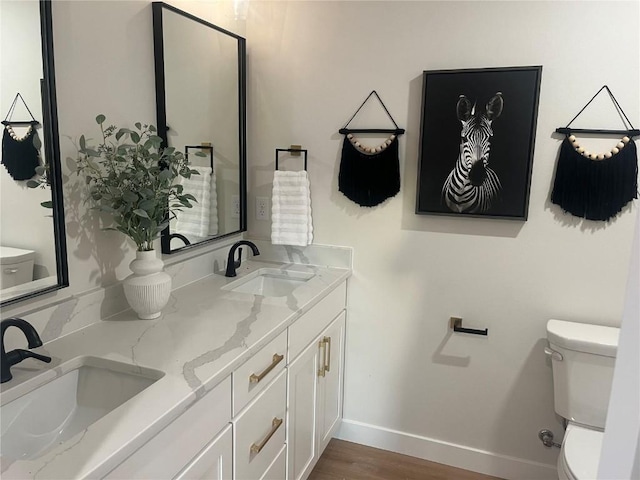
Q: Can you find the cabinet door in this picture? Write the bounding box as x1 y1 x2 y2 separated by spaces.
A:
316 312 346 455
287 339 321 480
175 424 232 480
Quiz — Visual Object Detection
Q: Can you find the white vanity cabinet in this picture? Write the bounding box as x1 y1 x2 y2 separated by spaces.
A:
287 285 347 480
105 280 347 480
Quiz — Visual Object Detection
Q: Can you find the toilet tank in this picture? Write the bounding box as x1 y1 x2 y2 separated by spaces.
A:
546 319 619 430
0 246 35 289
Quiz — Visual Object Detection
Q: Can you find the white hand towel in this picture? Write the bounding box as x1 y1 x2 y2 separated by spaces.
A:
174 166 212 238
271 170 313 246
209 167 219 236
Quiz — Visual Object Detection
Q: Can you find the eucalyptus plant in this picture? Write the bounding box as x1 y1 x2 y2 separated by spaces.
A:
74 114 199 251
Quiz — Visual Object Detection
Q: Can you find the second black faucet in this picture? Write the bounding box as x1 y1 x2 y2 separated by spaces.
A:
225 240 260 277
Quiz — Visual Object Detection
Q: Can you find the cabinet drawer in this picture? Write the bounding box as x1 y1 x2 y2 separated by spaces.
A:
175 424 232 480
105 376 232 480
233 330 287 416
289 282 346 360
234 370 286 480
260 444 286 480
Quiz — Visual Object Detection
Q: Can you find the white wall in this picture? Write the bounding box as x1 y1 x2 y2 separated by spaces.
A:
243 1 639 477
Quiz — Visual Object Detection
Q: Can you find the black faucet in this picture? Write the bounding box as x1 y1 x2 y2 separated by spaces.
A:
225 240 260 277
1 318 52 383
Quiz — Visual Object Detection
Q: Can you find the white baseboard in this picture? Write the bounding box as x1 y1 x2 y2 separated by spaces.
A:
336 419 557 480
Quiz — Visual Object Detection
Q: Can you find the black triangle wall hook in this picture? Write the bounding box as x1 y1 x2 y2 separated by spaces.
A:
339 90 405 135
2 93 40 127
555 85 640 137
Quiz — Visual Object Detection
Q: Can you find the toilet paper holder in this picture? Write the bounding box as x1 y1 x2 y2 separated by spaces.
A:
450 317 488 336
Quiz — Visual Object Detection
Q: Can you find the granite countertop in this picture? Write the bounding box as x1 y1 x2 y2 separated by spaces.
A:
0 260 350 479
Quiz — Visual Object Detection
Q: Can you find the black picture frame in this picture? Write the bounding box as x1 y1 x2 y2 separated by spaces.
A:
415 66 542 220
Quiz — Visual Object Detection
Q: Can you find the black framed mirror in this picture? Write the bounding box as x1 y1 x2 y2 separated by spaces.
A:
0 0 68 307
152 2 247 254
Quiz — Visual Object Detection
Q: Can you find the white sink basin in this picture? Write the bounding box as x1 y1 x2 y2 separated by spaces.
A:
224 268 315 297
0 356 164 460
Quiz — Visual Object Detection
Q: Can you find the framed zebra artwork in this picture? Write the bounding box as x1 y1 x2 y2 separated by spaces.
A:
415 66 542 220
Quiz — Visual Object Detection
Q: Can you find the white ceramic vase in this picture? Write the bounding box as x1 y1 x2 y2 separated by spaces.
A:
123 250 172 319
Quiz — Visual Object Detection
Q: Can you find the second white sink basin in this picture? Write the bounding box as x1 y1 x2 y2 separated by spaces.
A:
224 268 315 297
0 356 164 460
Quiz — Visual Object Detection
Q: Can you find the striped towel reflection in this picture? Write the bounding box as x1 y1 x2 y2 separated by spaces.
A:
271 170 313 246
174 166 211 238
209 168 218 236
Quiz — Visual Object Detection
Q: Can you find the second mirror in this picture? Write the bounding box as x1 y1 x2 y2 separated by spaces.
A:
152 2 247 254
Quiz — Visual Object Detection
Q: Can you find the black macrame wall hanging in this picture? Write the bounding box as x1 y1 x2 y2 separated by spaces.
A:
2 93 42 181
552 85 639 221
338 90 405 207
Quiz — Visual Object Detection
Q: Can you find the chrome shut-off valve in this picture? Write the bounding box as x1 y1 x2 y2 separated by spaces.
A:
538 429 561 448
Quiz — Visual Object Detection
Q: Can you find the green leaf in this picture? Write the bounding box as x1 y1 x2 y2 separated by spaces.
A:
79 135 86 150
33 134 42 150
41 200 53 208
135 122 142 130
130 131 140 143
98 205 117 213
96 114 106 124
115 128 127 141
26 180 41 188
133 209 150 218
138 199 155 211
123 190 138 203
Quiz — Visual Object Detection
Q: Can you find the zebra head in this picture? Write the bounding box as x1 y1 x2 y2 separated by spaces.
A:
442 92 504 213
456 92 503 185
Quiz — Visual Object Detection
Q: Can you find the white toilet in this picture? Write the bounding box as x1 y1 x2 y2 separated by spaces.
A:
546 319 620 480
0 246 36 289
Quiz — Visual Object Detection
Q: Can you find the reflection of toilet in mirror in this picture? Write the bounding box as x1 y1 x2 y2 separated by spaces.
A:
546 319 620 480
0 246 35 289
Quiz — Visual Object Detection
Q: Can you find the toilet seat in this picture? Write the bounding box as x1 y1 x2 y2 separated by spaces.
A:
558 423 603 480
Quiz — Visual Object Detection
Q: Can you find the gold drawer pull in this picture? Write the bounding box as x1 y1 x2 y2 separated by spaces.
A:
318 338 327 377
323 336 331 373
249 353 284 384
250 417 283 454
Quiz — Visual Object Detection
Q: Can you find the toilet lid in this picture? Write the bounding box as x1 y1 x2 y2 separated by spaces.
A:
0 246 35 264
563 424 603 479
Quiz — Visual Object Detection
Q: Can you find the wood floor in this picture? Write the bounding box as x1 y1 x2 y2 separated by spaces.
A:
308 439 504 480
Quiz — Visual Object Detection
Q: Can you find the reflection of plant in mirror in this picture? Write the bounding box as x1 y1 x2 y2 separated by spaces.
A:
74 115 200 251
24 134 54 209
26 163 53 209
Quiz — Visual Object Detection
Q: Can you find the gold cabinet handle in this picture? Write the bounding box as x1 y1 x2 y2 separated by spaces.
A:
249 353 284 384
318 338 327 377
323 336 331 373
250 417 283 454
